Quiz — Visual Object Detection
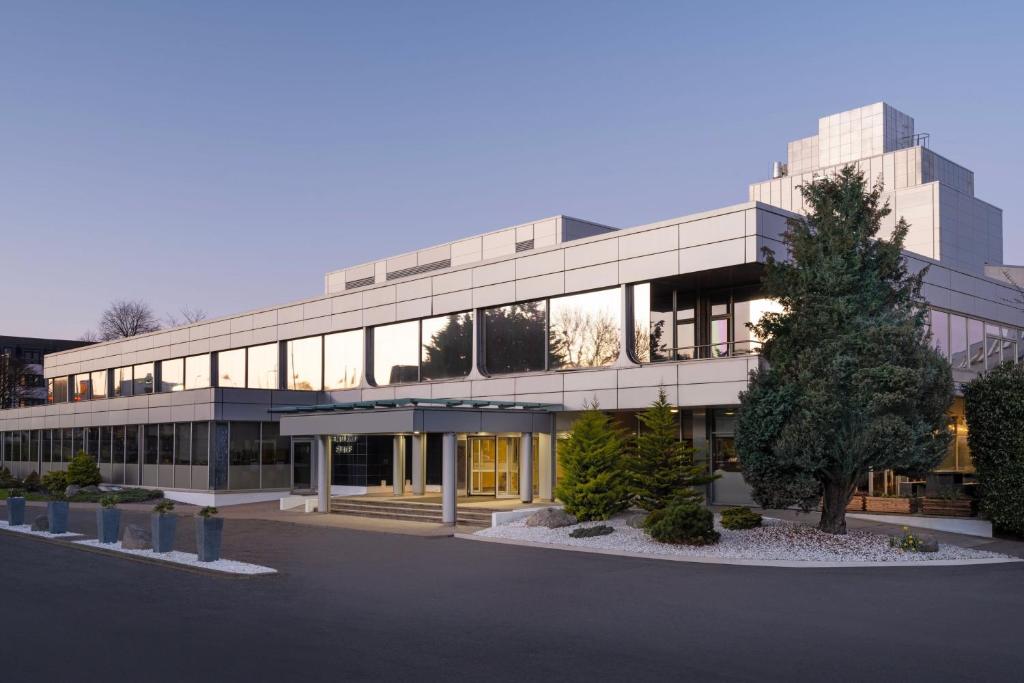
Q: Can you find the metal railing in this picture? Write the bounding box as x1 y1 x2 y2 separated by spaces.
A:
648 340 763 362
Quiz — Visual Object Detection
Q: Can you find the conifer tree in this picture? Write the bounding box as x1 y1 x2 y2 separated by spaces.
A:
735 166 953 534
555 404 630 521
631 388 716 511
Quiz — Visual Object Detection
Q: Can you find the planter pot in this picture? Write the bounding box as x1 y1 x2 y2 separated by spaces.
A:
96 508 121 544
47 501 70 534
6 497 26 526
195 517 224 562
921 498 974 517
151 514 178 554
846 495 865 512
864 496 916 514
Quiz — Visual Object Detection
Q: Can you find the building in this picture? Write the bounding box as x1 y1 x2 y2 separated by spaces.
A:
0 102 1018 518
0 336 90 409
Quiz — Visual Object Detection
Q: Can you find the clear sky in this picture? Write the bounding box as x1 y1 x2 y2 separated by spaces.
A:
3 0 1022 339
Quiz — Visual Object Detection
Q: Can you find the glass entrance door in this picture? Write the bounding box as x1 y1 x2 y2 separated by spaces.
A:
292 440 313 490
469 436 520 497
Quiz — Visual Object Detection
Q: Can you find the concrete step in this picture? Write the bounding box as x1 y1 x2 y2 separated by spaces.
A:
329 499 493 526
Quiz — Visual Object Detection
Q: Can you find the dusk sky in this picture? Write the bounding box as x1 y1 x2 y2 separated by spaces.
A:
3 0 1022 339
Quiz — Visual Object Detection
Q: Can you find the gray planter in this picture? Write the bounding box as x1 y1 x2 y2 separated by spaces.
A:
6 497 26 526
47 501 69 534
96 508 121 544
151 514 178 553
195 517 224 562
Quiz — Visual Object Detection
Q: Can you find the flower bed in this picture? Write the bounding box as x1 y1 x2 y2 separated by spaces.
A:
475 514 1009 564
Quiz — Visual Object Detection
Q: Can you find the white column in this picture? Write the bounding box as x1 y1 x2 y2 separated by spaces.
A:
411 433 425 495
538 431 554 501
467 307 486 380
520 432 533 503
442 432 457 524
392 435 405 496
317 435 331 514
614 282 641 369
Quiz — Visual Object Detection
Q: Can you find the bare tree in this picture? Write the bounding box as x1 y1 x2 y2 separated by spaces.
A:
98 300 162 341
79 330 100 343
0 352 31 409
164 305 208 328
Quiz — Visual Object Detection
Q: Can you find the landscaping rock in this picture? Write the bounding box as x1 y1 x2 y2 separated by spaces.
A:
121 524 151 550
625 513 648 529
98 484 122 492
64 485 81 498
525 508 577 529
570 524 614 538
31 516 49 532
918 536 939 553
81 485 101 494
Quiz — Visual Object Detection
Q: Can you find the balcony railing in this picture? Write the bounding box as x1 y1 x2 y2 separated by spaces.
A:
648 340 763 362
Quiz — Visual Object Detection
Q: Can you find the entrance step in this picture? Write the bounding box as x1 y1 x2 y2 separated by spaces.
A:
329 497 498 526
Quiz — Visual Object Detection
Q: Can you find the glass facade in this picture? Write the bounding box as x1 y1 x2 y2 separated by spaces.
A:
324 330 363 389
160 358 185 393
372 321 420 386
185 354 211 390
287 337 323 391
217 348 246 388
483 300 547 375
229 421 261 490
421 313 473 381
72 374 90 402
133 363 155 395
115 366 133 397
91 371 108 400
548 289 620 369
247 343 279 390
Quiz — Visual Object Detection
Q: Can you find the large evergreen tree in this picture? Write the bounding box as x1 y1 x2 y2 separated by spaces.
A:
631 389 716 511
735 166 953 534
555 404 631 521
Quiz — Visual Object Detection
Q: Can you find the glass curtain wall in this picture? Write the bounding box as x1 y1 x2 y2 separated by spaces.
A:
421 313 473 381
286 337 323 391
548 289 620 369
372 321 420 385
247 343 279 389
483 301 547 374
324 330 363 389
217 349 246 387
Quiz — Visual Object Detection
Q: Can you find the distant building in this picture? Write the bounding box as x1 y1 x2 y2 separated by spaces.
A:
0 336 91 408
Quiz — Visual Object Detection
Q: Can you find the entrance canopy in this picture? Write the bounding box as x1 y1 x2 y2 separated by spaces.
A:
275 398 557 436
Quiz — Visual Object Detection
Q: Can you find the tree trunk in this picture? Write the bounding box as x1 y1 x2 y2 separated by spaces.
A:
819 481 853 534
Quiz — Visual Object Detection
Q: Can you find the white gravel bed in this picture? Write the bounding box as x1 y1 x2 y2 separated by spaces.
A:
476 514 1012 564
0 520 83 540
73 540 277 575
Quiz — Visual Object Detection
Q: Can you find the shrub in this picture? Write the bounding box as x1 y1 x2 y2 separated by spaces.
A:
66 451 102 487
889 526 925 551
99 496 118 509
569 525 614 539
22 471 41 492
41 470 68 495
644 500 720 546
153 499 176 515
8 488 25 499
198 506 219 518
0 467 18 488
720 506 763 530
71 488 163 504
963 363 1024 535
554 406 631 522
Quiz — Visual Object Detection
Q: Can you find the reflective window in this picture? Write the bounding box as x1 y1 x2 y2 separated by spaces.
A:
421 313 473 381
114 367 133 397
125 425 140 465
260 421 291 489
324 330 363 390
91 370 108 400
967 319 985 373
950 315 968 370
930 310 949 359
185 354 210 390
647 283 673 362
50 377 69 403
229 422 261 490
287 336 323 391
675 294 696 360
99 426 112 464
175 423 191 466
632 283 652 363
191 422 209 467
733 297 784 354
247 343 279 389
159 358 185 392
483 301 547 374
72 374 91 402
158 423 174 465
709 294 731 358
133 363 155 395
549 289 620 369
372 321 419 385
112 425 125 465
217 349 246 388
144 424 158 464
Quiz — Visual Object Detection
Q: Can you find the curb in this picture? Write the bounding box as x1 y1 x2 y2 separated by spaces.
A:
454 533 1023 569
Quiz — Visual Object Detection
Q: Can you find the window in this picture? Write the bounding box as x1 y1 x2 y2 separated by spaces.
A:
91 370 108 400
483 301 547 375
287 337 323 391
631 283 652 363
324 330 363 390
144 424 159 465
72 374 91 402
548 289 620 369
711 408 739 472
112 425 125 465
950 315 968 370
674 294 696 360
185 354 211 390
229 422 261 490
191 422 209 467
158 424 174 465
260 422 291 488
125 425 140 465
99 426 111 464
733 296 783 354
114 367 133 397
175 423 191 466
133 363 155 395
160 358 185 392
929 310 950 359
421 313 473 380
247 343 279 389
967 319 984 373
372 321 419 385
217 349 246 388
709 295 731 358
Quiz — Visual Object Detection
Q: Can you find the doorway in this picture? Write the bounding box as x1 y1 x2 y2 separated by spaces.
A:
292 439 313 490
468 436 520 497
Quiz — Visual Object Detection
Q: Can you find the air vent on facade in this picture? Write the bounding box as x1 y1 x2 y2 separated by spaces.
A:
385 259 452 281
515 239 534 253
345 276 375 290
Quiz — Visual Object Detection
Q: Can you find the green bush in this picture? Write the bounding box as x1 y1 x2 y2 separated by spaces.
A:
71 488 163 504
66 451 102 487
964 363 1024 536
554 407 631 522
40 470 68 494
720 506 763 530
644 500 720 546
153 499 176 515
99 495 118 509
0 467 18 488
22 471 41 492
198 505 219 518
569 525 614 539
